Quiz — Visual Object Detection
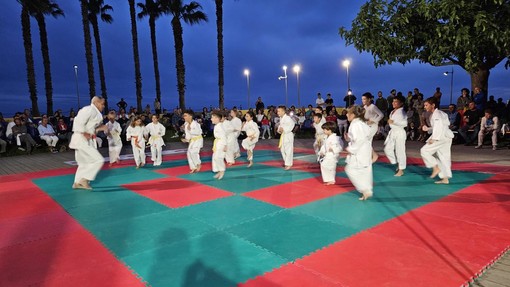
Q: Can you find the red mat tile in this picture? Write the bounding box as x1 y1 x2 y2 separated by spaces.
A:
0 230 145 287
239 263 344 287
368 210 510 270
0 183 61 221
450 173 510 205
156 162 213 177
0 209 83 249
244 177 353 208
451 162 510 174
417 196 510 231
297 232 476 287
124 177 233 208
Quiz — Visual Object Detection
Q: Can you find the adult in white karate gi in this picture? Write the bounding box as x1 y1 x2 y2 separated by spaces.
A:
344 105 373 200
69 96 107 190
241 111 260 168
383 95 408 176
211 111 227 179
312 113 327 157
37 117 59 153
362 92 384 162
182 110 203 173
126 116 147 168
145 114 166 166
319 122 342 185
420 97 454 184
105 111 123 165
277 106 295 170
225 110 242 165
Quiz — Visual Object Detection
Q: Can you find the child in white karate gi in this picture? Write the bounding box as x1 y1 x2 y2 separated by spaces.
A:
126 116 147 168
105 111 122 166
211 111 227 179
145 114 166 166
181 110 203 173
241 111 260 168
319 121 342 185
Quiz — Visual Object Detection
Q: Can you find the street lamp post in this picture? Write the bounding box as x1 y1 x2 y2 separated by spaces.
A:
443 68 454 105
278 65 288 106
244 69 250 109
293 65 301 107
342 60 351 93
73 65 80 108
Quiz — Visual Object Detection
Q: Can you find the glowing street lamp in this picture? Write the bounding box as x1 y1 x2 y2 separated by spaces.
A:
73 65 80 108
278 65 288 106
244 69 250 109
443 68 454 105
342 59 351 92
293 65 301 107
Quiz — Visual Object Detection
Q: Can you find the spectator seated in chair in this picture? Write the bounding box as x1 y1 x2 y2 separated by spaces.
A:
38 116 59 153
476 108 499 150
11 117 38 154
459 101 481 145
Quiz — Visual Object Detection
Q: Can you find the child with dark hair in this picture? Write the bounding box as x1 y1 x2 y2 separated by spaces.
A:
241 111 260 168
182 110 203 173
211 111 227 179
319 121 342 185
126 116 147 169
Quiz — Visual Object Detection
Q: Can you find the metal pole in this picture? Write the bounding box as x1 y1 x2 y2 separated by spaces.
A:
74 65 80 108
284 69 288 107
346 65 350 91
247 74 250 109
450 68 454 105
297 72 301 107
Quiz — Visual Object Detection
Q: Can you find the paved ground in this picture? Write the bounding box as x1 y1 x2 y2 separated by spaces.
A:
0 137 508 286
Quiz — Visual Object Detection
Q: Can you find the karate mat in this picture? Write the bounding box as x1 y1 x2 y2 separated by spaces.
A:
1 147 509 287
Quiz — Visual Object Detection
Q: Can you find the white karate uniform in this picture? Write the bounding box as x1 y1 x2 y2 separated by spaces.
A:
241 120 260 160
146 122 166 166
278 114 295 167
212 122 227 172
184 120 203 170
384 107 408 170
38 124 59 147
420 109 454 179
69 104 105 184
225 117 241 163
364 104 384 140
106 120 122 164
313 117 327 155
126 125 147 167
345 118 373 195
319 133 342 183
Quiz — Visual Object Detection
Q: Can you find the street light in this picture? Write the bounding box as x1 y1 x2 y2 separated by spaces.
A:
244 69 250 109
73 65 80 108
342 59 351 92
293 65 301 107
444 68 454 105
278 65 288 106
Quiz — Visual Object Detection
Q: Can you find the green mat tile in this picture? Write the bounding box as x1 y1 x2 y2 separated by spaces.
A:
92 210 214 258
226 210 355 260
122 231 286 287
179 195 281 229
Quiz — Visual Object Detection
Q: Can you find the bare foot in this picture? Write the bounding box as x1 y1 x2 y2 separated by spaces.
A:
284 166 291 170
247 160 253 168
394 169 404 177
196 164 201 172
434 178 449 184
227 162 233 166
217 171 225 180
324 182 335 186
213 173 220 179
430 166 440 178
136 165 140 169
189 169 196 174
359 191 373 201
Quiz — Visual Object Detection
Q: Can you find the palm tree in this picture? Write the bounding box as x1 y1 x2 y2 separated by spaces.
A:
129 0 143 112
162 0 208 109
32 0 64 115
214 0 224 110
87 0 113 111
18 1 41 116
137 0 164 109
80 0 96 101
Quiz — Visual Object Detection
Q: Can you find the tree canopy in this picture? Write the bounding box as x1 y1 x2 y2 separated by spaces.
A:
339 0 510 92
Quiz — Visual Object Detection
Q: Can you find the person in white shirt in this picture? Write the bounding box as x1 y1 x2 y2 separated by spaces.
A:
69 96 107 190
316 92 326 109
126 116 147 169
362 92 384 162
344 105 373 200
225 109 242 165
241 111 260 168
145 114 166 166
182 110 203 173
476 109 499 150
312 113 326 157
105 111 123 166
319 122 342 185
277 106 295 170
383 95 408 177
420 97 454 184
37 116 59 153
211 111 227 179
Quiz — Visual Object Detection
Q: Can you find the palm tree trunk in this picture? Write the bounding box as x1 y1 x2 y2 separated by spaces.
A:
129 0 143 112
90 18 109 111
80 0 96 102
149 17 162 105
21 6 40 117
215 0 224 110
35 13 54 115
171 18 186 110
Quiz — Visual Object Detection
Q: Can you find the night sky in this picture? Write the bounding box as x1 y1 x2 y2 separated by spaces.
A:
1 0 508 116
